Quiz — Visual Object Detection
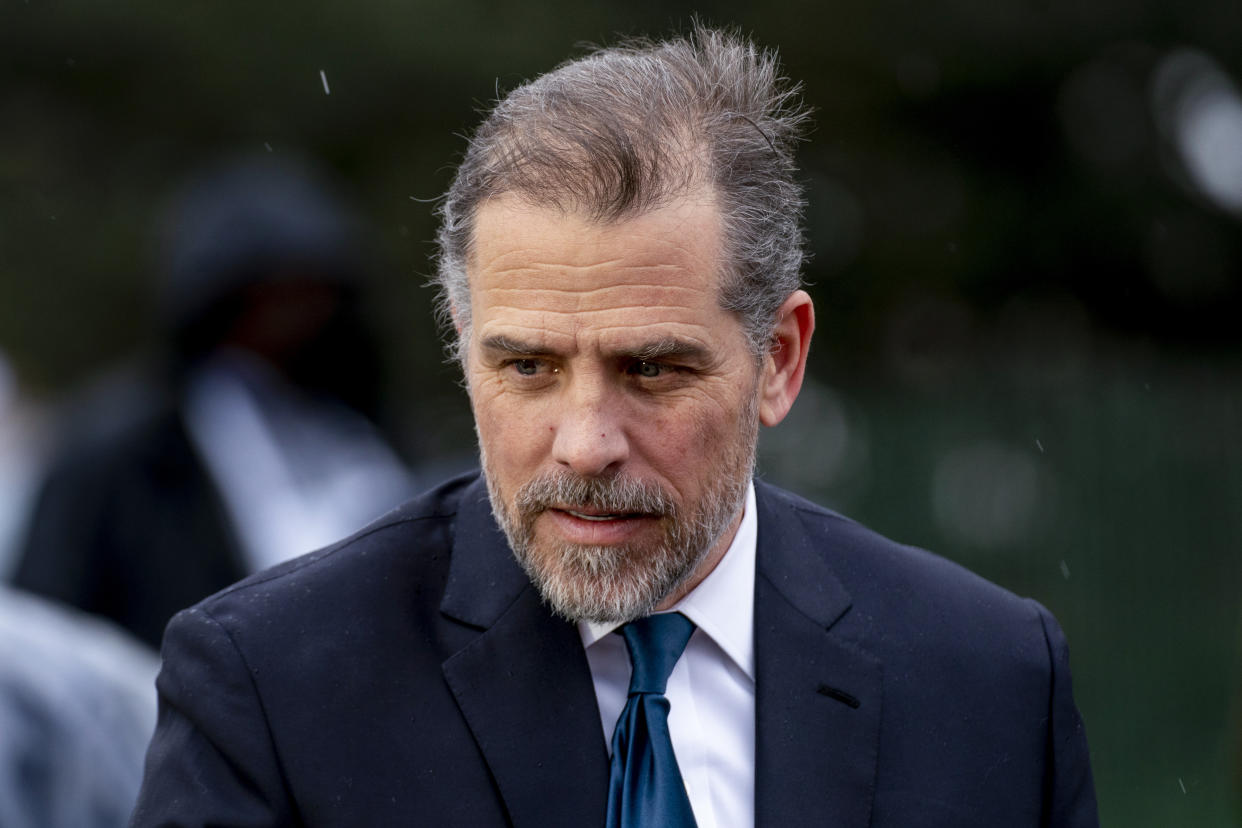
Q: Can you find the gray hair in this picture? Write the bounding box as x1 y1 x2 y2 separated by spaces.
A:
434 25 811 361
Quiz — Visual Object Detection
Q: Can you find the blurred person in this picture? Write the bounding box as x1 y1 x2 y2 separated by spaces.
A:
133 28 1097 827
0 349 51 577
12 153 415 649
0 584 158 828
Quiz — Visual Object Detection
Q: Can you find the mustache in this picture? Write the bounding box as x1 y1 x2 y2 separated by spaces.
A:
513 471 678 517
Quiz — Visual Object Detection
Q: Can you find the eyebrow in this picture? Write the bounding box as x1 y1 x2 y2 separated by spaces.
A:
478 334 711 365
478 334 547 357
623 337 712 364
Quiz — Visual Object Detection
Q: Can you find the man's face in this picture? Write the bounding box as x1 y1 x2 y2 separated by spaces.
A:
464 193 762 624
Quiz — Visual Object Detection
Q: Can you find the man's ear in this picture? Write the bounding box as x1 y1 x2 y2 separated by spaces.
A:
758 290 814 427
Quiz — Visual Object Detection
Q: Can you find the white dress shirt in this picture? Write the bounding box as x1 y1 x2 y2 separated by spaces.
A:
580 481 757 828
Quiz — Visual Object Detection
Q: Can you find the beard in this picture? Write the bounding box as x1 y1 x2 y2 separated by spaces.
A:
481 393 758 625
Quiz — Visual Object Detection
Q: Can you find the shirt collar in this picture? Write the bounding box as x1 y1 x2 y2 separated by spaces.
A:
579 480 757 680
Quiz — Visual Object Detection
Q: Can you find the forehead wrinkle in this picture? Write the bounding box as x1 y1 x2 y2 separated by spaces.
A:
481 256 633 273
476 285 714 312
477 263 712 293
480 312 715 334
474 217 720 270
477 306 723 333
477 316 717 358
470 194 726 312
478 215 707 246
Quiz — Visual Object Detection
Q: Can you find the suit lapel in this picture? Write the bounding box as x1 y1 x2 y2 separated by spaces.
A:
439 480 610 828
753 482 882 828
437 478 882 827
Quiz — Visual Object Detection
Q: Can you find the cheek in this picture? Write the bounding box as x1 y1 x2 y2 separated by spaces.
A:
662 392 753 470
474 395 554 470
633 406 713 472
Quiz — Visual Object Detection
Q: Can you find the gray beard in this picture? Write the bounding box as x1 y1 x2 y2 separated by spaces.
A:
481 400 757 625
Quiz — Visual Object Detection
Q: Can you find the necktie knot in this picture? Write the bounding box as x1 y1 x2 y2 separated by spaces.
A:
621 612 695 696
607 612 699 828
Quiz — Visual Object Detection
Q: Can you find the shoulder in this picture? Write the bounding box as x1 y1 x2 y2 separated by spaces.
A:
753 481 1093 815
179 471 484 639
754 480 1054 666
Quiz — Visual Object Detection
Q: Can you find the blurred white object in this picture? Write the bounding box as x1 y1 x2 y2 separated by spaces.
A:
183 349 413 573
1152 49 1242 215
0 585 159 828
0 350 50 578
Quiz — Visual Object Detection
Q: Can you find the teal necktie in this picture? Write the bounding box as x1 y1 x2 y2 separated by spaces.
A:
605 612 698 828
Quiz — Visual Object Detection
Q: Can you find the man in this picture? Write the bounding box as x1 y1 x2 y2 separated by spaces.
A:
132 27 1098 827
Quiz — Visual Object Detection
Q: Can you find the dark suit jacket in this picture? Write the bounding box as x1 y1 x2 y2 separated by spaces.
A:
132 473 1098 827
15 404 247 649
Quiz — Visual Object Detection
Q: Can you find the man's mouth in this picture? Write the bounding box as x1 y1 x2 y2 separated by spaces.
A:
564 510 622 521
534 501 665 545
547 505 663 523
556 508 643 521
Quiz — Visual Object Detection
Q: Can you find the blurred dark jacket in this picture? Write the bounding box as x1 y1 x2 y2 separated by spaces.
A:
11 154 413 648
15 389 244 648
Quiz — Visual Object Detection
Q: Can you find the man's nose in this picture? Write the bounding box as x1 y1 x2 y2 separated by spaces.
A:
550 376 629 477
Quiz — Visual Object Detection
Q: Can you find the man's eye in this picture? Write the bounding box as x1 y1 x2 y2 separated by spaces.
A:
629 361 665 378
511 359 541 376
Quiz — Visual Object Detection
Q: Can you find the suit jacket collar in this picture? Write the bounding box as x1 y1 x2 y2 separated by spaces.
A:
753 480 882 828
438 478 530 629
439 477 610 828
438 475 882 828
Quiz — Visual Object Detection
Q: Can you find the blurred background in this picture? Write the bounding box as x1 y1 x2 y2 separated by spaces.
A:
1 0 1239 824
